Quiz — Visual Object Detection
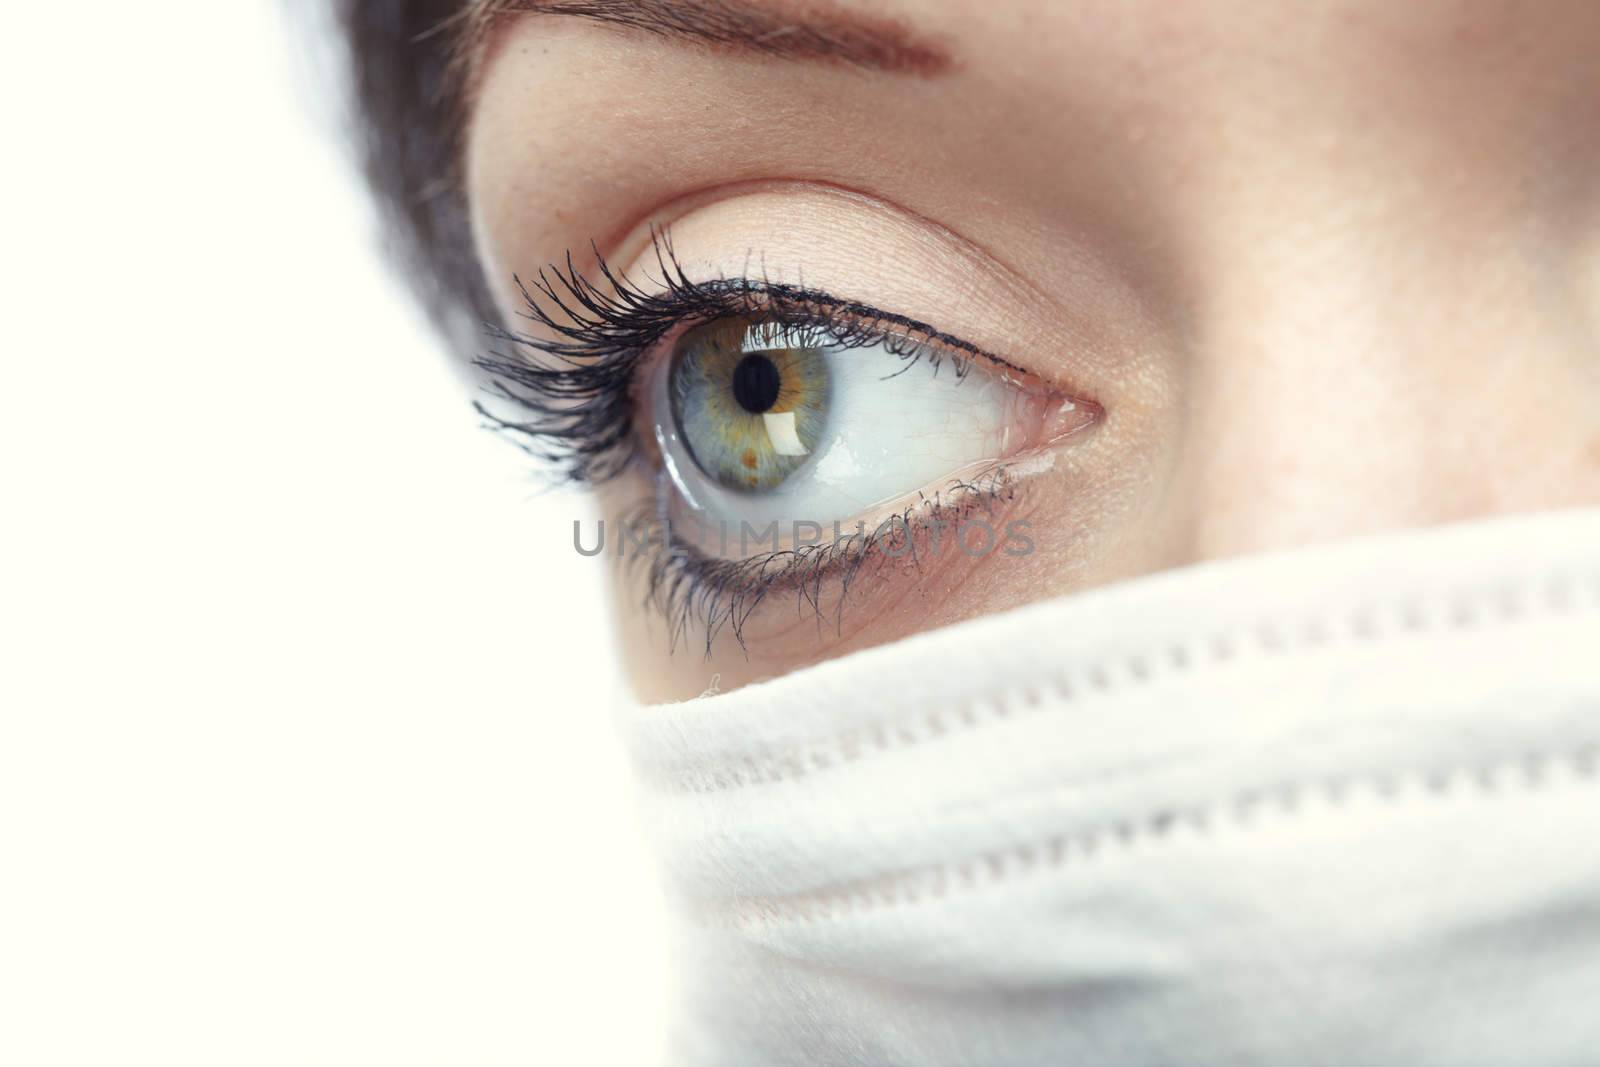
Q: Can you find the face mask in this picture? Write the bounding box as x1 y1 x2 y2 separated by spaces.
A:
615 508 1600 1067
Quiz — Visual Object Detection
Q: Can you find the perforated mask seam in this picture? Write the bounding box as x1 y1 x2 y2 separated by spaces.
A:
693 742 1600 929
639 569 1600 793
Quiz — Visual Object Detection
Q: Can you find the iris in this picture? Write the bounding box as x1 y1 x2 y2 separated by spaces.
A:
668 318 832 493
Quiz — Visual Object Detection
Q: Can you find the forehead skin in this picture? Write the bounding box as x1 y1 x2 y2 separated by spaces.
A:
467 0 1600 357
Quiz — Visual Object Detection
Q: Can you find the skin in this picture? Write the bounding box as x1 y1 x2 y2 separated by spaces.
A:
465 0 1600 703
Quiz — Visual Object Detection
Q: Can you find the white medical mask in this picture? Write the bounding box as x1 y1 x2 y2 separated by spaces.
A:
616 509 1600 1066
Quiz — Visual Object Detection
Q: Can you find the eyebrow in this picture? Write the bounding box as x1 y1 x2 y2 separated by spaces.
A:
464 0 953 77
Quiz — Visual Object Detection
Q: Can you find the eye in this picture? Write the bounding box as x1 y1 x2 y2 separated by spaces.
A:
647 309 1095 541
468 234 1109 650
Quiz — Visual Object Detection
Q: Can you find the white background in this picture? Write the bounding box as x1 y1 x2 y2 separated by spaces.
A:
3 3 668 1063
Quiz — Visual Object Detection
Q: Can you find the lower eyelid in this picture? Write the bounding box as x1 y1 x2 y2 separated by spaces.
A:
628 462 1048 655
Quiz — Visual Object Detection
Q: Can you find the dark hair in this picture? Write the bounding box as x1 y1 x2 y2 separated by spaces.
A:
333 2 495 356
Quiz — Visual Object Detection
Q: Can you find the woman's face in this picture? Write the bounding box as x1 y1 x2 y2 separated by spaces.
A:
464 0 1600 702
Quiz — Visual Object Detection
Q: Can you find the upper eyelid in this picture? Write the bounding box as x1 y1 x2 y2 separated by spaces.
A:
472 234 1031 485
669 281 1000 374
504 226 1005 376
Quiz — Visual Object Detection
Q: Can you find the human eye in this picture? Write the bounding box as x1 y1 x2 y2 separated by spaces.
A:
477 231 1100 651
649 292 1095 540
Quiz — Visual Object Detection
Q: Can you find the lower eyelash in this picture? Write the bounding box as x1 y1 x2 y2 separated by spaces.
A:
625 462 1027 656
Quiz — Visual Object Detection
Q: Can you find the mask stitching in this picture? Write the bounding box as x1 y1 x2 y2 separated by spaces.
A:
639 570 1599 793
691 742 1600 929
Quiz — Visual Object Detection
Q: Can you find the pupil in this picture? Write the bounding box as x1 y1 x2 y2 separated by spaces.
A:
731 353 783 414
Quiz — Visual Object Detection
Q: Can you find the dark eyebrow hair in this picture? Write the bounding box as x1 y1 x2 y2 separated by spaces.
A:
464 0 954 77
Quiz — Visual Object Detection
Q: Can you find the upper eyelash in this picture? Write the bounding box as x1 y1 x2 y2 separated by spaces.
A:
472 228 1012 486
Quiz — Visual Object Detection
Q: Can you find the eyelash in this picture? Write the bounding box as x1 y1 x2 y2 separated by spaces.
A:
474 229 1027 653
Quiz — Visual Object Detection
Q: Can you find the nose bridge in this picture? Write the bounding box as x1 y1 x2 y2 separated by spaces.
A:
1119 0 1600 566
1170 217 1531 563
1179 301 1425 561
